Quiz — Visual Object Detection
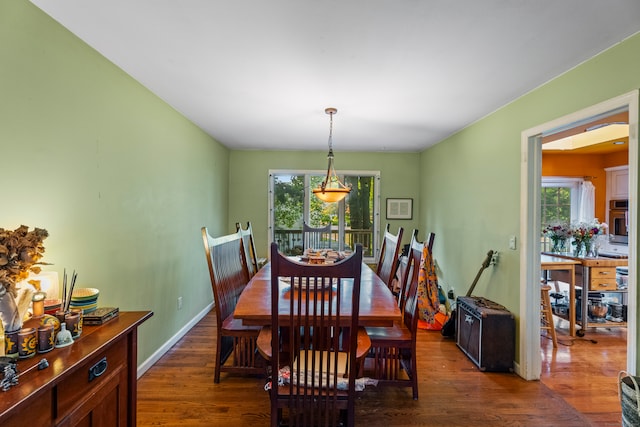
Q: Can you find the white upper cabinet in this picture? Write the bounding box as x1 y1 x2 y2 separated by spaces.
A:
606 166 629 200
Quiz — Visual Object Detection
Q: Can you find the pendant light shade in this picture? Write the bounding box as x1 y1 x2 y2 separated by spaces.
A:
313 108 351 203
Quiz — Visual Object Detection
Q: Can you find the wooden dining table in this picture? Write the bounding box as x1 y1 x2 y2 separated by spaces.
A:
234 261 402 327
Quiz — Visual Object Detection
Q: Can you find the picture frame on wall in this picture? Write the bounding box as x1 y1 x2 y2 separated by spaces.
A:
386 198 413 220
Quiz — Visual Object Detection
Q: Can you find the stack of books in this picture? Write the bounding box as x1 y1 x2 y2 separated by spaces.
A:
83 307 119 325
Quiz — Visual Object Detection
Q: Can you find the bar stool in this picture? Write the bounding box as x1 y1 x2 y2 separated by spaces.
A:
540 284 558 348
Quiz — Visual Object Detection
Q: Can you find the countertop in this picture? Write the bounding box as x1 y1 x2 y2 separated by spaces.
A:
541 252 628 267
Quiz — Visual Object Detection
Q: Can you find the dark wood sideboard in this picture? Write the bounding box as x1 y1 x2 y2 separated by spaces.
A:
0 310 153 427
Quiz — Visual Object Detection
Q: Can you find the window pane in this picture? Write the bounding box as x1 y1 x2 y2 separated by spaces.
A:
540 185 572 251
309 175 338 227
273 174 304 255
345 176 374 258
542 187 571 224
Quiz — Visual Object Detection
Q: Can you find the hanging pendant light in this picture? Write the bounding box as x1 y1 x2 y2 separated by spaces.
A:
313 107 351 203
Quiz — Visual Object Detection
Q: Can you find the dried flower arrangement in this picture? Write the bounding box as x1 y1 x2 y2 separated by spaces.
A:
0 225 49 334
0 225 49 297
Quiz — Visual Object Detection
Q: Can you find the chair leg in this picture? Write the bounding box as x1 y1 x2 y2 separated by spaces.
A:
214 333 223 383
399 348 418 400
410 353 418 400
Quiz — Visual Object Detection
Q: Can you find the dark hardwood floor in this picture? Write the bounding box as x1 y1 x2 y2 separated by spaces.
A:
137 310 625 426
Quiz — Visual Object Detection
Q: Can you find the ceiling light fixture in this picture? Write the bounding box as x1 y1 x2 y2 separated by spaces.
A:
313 107 351 203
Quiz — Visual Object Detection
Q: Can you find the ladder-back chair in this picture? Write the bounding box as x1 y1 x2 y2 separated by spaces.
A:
262 243 370 427
302 221 332 251
376 224 404 292
235 221 265 278
397 231 435 314
201 227 264 383
365 231 434 400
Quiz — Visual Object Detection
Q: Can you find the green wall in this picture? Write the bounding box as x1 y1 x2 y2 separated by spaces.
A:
228 150 422 258
420 33 640 365
2 0 228 366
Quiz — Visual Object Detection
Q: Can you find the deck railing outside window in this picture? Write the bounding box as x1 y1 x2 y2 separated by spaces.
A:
274 229 373 257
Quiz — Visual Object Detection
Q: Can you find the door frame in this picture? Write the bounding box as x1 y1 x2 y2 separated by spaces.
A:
519 90 639 380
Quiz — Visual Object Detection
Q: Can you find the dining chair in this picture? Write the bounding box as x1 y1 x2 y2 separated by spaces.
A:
365 230 432 400
302 221 332 251
397 231 435 314
260 242 370 427
376 224 404 292
201 227 264 383
235 221 265 278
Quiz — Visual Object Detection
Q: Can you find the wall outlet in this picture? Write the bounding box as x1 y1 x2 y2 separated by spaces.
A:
447 289 455 300
490 251 499 265
177 296 183 310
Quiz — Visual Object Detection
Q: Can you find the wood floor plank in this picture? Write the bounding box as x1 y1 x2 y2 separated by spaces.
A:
138 309 623 426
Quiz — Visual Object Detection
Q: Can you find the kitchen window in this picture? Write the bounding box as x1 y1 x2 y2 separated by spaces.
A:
268 170 380 262
540 178 581 251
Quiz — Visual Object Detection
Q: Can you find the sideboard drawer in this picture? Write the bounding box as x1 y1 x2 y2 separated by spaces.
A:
589 267 617 290
56 338 127 420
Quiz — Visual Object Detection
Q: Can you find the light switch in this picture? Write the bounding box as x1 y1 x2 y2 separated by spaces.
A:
509 235 517 250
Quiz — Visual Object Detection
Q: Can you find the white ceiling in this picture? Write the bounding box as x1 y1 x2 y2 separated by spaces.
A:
30 0 640 152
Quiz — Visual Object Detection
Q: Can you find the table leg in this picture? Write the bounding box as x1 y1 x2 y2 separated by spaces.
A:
569 266 576 337
579 267 590 336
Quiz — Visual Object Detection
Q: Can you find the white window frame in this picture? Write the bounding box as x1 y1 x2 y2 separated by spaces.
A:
541 177 582 223
268 169 381 263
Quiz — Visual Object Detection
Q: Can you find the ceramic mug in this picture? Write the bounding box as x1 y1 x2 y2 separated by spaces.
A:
4 329 19 359
37 324 54 353
17 327 37 359
55 310 67 324
65 310 82 339
72 309 83 337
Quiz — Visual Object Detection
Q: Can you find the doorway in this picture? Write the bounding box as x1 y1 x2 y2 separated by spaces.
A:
519 90 639 380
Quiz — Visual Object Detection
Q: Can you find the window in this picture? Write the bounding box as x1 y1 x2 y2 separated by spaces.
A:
540 178 580 251
269 170 380 262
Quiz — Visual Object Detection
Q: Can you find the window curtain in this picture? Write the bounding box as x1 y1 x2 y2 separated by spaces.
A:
577 180 595 223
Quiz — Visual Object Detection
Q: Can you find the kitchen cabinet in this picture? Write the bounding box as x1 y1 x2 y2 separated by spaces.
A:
0 311 152 427
606 165 629 200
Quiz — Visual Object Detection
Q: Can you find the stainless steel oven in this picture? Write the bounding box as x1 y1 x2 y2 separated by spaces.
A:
609 199 628 244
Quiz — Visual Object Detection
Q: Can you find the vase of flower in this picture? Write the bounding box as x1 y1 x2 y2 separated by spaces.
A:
551 237 567 253
583 239 593 257
0 286 22 335
573 240 583 257
570 220 608 258
543 222 571 253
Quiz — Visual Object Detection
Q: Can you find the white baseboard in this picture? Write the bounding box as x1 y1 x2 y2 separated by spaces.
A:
137 302 214 378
